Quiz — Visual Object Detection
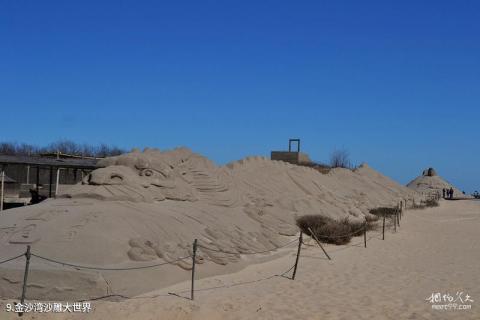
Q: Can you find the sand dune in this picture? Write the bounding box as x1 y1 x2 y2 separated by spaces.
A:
1 200 478 319
0 148 421 300
407 167 470 198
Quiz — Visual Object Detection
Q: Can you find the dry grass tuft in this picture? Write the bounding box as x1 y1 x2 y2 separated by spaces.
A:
369 207 399 217
369 206 400 228
296 215 367 245
412 198 440 210
329 149 352 169
424 198 439 207
300 162 332 174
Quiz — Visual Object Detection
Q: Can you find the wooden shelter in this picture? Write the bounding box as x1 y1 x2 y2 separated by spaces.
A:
0 154 99 211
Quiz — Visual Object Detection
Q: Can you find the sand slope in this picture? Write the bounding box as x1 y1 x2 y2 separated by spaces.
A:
0 148 420 300
1 200 478 320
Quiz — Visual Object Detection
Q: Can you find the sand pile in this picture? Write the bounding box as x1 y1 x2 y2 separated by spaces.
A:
0 148 419 300
406 167 467 198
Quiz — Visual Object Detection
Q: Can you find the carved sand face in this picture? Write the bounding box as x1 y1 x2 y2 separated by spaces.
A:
84 166 148 186
73 148 198 202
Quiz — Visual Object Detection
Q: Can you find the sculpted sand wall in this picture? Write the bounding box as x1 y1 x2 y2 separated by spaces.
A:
0 148 420 299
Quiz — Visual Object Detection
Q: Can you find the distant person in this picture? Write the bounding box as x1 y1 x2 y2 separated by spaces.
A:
449 187 454 200
442 188 446 199
29 189 40 204
29 189 47 205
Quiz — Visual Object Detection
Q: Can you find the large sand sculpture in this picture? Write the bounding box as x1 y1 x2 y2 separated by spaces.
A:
0 148 420 300
406 167 468 198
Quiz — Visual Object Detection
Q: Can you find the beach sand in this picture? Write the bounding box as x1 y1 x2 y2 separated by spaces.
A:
1 199 478 319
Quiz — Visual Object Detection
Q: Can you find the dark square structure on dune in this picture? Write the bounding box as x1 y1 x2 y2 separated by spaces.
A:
271 139 311 165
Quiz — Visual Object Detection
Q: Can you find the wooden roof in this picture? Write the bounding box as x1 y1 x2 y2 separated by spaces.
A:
0 154 99 169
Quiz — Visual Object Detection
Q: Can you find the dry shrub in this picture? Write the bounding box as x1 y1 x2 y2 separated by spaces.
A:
329 149 351 169
411 203 424 209
313 164 332 175
369 206 400 228
296 215 366 245
411 198 439 210
424 199 439 207
365 213 379 222
369 207 398 217
300 162 332 174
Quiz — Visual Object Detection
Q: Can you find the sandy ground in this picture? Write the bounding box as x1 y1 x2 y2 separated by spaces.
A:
1 199 478 319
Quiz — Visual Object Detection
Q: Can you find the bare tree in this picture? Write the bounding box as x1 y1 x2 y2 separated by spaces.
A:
97 144 111 158
47 140 80 155
0 142 16 155
329 149 351 169
16 143 38 155
0 140 126 157
108 146 124 156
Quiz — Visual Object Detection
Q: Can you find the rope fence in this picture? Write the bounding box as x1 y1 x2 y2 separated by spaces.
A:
0 252 25 265
1 198 416 315
30 253 192 271
197 238 299 255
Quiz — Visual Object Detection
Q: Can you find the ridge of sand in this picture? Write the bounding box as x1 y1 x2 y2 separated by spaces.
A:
0 148 421 300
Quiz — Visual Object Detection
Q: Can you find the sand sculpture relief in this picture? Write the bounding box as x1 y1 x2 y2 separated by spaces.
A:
38 148 299 268
75 148 199 202
53 148 412 265
0 147 423 300
407 167 470 198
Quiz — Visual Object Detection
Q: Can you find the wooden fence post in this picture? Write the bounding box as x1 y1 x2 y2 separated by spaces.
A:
191 239 197 300
0 169 5 212
397 208 400 227
18 245 31 317
291 232 303 280
55 168 61 197
363 222 367 248
307 227 331 261
400 201 403 220
49 167 54 198
394 212 397 233
35 166 40 193
382 214 386 240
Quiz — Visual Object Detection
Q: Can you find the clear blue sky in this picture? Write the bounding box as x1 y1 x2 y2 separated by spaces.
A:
1 1 479 192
